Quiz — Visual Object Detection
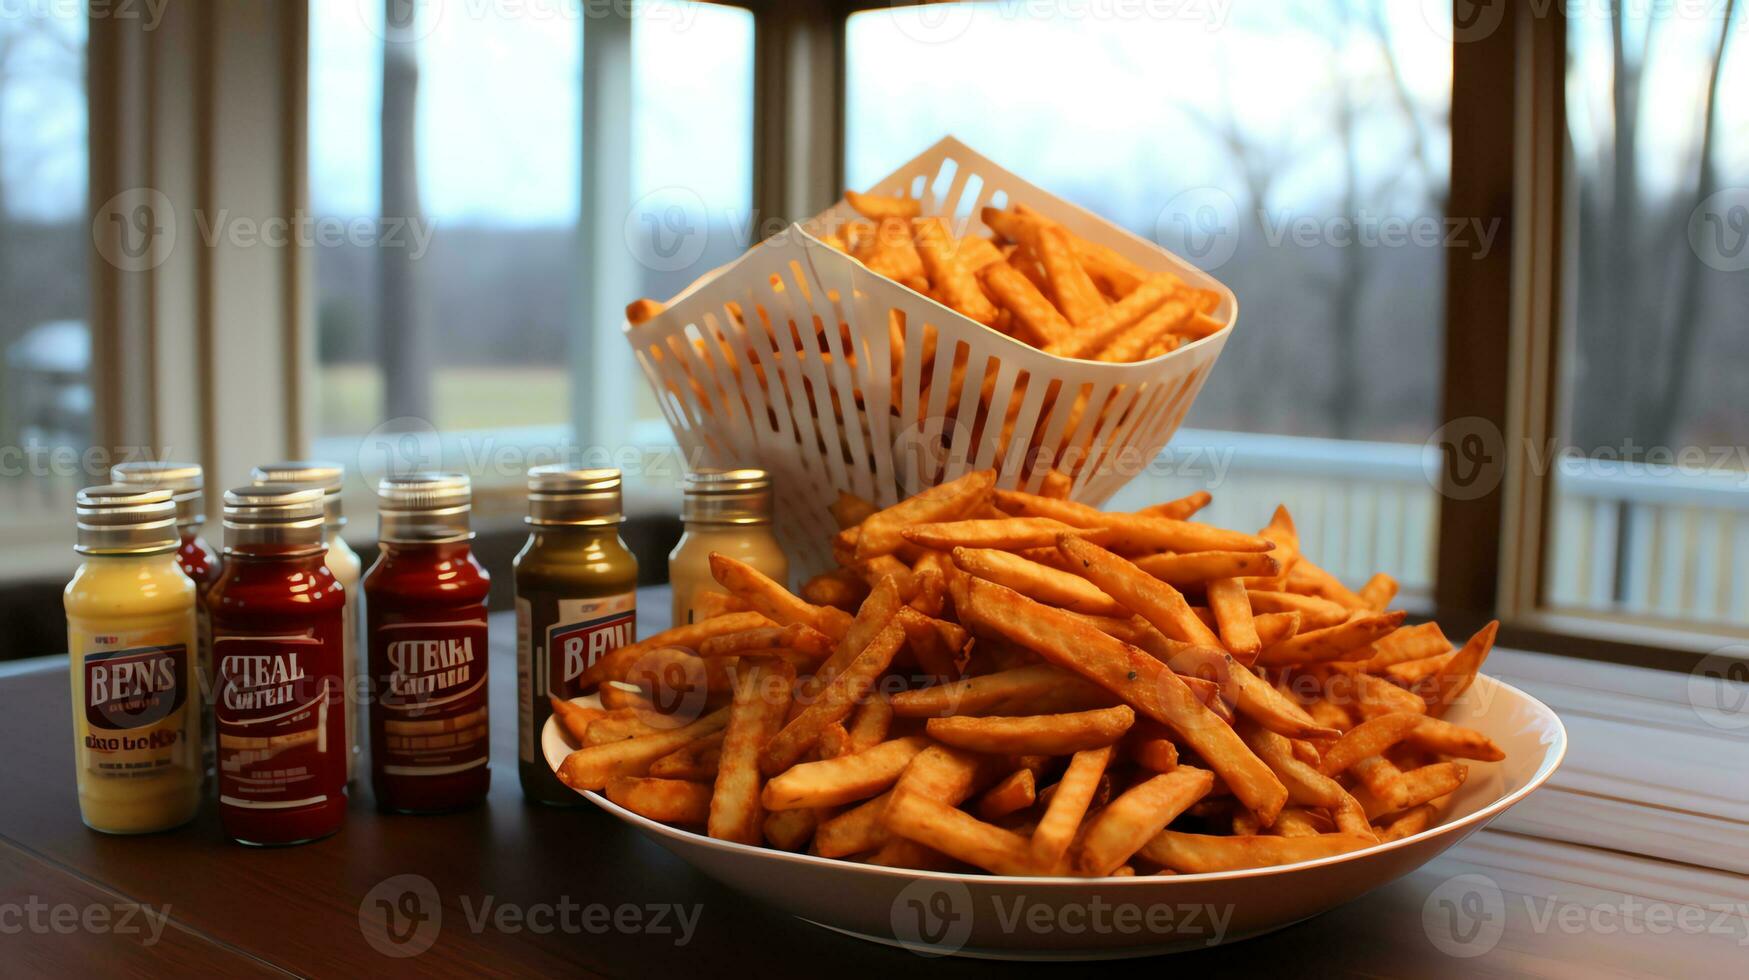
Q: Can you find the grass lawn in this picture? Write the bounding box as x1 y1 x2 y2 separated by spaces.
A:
319 364 569 434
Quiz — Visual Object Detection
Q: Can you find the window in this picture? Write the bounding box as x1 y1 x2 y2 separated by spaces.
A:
1548 3 1747 630
308 1 752 507
0 10 86 539
846 2 1453 603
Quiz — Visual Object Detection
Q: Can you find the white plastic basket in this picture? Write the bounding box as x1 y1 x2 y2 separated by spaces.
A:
625 137 1237 575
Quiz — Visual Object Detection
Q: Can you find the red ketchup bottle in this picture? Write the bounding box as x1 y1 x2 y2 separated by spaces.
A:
209 485 348 845
365 473 491 813
111 461 223 780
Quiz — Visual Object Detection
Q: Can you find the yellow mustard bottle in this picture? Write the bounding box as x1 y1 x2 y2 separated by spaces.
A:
668 468 787 626
65 485 202 834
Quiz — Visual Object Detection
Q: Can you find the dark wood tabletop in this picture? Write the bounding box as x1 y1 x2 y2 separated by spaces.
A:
4 586 1741 978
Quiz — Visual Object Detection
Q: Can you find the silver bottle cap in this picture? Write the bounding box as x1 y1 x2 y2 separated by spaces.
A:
377 472 473 543
526 466 623 527
74 485 180 556
110 461 205 528
681 467 773 525
222 484 326 553
250 460 345 529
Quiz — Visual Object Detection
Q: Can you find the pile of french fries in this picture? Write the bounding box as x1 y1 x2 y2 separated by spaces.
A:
553 472 1503 877
629 192 1226 365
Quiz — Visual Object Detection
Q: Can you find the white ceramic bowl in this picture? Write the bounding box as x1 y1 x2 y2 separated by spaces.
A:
544 674 1565 959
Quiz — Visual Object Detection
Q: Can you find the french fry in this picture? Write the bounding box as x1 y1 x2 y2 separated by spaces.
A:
1246 590 1353 631
625 297 666 325
1031 745 1114 867
814 791 893 858
830 491 879 530
976 770 1037 821
709 660 794 844
856 469 995 560
605 777 712 825
557 707 731 791
1133 490 1212 521
698 623 835 661
882 788 1039 876
1052 272 1186 359
761 620 906 775
953 546 1130 617
926 705 1136 755
1416 621 1499 716
1358 573 1400 612
647 729 726 781
845 189 920 220
1357 622 1452 671
956 575 1285 823
761 735 931 810
1140 831 1374 873
711 553 853 641
1409 716 1505 761
1034 224 1108 327
1038 469 1074 500
549 695 606 745
1056 535 1226 651
1253 612 1408 667
1207 577 1261 658
579 611 771 690
1134 551 1282 587
1074 767 1214 876
1286 560 1368 610
902 517 1094 552
915 216 999 325
995 490 1274 553
1318 712 1424 777
801 568 869 611
978 260 1073 348
889 663 1085 717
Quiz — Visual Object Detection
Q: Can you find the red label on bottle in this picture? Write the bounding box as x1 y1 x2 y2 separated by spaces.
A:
213 626 346 810
546 608 636 699
84 644 188 731
374 612 490 776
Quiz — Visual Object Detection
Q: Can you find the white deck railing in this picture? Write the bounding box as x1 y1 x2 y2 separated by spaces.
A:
1108 428 1749 628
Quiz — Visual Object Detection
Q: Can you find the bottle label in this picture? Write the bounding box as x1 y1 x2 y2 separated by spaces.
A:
517 589 636 766
85 643 189 731
373 609 490 777
516 597 533 764
544 592 638 701
75 626 197 779
213 623 346 810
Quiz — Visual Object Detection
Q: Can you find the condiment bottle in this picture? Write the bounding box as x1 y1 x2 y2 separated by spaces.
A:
251 461 361 783
209 485 348 846
669 468 786 626
514 466 638 805
365 473 491 813
65 485 202 834
110 461 220 780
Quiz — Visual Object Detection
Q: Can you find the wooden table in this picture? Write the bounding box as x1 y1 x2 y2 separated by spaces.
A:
5 587 1743 977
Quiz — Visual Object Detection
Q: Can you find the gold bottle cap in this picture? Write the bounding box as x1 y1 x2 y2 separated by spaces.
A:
526 465 623 527
222 484 326 553
74 485 180 555
110 461 205 528
377 472 473 543
681 467 773 525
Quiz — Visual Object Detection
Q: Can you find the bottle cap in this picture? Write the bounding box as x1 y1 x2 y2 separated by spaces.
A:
377 472 473 543
74 485 180 555
222 484 327 553
250 461 346 529
110 461 205 528
680 467 773 525
525 465 623 527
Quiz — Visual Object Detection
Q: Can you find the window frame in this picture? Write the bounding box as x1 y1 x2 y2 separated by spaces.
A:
69 0 1743 666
